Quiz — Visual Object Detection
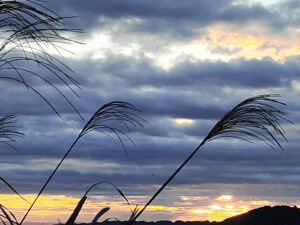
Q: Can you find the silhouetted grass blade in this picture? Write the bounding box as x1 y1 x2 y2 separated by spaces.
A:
65 196 87 225
91 207 110 225
0 177 29 204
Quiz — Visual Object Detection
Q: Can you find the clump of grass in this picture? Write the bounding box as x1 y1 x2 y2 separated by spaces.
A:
20 101 144 225
127 94 291 225
0 203 19 225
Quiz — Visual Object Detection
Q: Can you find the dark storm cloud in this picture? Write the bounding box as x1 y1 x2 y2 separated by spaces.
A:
44 0 286 36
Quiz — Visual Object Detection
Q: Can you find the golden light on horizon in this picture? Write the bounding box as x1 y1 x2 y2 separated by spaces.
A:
188 203 249 222
251 200 272 206
0 193 294 223
0 194 134 222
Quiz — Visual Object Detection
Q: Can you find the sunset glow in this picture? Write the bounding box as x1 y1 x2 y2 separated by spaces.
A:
0 190 299 223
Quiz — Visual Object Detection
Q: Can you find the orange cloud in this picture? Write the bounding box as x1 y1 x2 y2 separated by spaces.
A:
196 25 300 61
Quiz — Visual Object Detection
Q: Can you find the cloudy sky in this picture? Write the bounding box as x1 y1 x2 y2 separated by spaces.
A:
1 0 300 224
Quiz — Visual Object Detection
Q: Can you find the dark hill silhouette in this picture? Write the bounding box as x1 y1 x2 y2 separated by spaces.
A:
73 205 300 225
219 205 300 225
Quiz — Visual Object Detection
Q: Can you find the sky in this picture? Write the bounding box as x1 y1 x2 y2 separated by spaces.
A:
1 0 300 223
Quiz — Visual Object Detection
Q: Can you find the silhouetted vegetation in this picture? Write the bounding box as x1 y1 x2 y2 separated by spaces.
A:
127 94 290 225
73 205 300 225
221 205 300 225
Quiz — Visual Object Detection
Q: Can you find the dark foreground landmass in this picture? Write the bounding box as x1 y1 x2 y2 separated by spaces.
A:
74 205 300 225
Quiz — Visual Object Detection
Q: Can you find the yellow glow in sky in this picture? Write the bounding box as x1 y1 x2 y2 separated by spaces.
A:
210 204 222 210
187 203 249 222
193 209 209 214
217 195 233 201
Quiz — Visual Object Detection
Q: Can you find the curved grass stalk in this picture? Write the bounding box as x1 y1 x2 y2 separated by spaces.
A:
127 94 291 225
19 101 144 225
67 181 131 225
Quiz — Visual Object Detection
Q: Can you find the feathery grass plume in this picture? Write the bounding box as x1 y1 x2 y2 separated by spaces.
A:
20 101 143 225
80 101 144 156
0 0 83 119
67 181 130 225
0 114 23 151
203 94 290 149
128 94 290 225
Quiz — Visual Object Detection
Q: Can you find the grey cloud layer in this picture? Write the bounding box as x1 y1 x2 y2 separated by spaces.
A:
1 52 298 197
80 54 290 88
5 53 297 117
1 140 299 196
0 0 299 204
46 0 286 36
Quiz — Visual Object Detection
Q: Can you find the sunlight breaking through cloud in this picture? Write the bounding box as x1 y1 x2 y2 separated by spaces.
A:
173 118 195 126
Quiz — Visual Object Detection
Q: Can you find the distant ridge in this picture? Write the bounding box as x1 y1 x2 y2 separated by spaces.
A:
73 205 300 225
219 205 300 225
